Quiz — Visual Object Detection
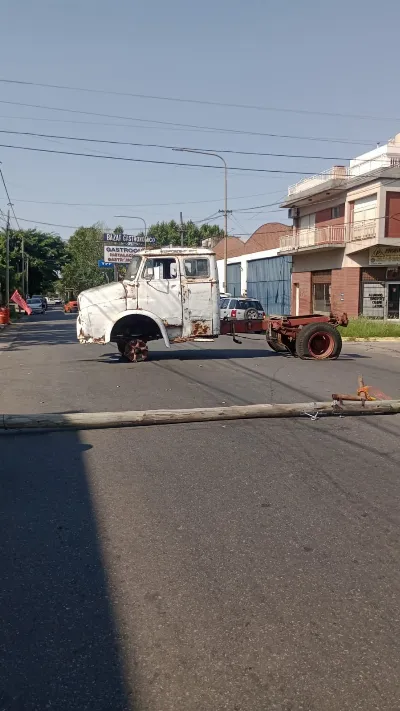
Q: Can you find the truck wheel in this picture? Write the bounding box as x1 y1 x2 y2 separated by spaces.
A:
266 338 288 354
117 340 127 355
295 323 342 360
124 339 149 363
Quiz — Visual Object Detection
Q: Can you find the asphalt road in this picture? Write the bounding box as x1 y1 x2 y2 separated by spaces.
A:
1 309 400 711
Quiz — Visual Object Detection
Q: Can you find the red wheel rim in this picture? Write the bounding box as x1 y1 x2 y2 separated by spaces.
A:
308 331 335 358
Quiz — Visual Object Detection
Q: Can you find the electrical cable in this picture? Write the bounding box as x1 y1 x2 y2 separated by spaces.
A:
0 77 397 122
0 141 369 176
0 128 363 162
0 99 378 146
0 166 21 230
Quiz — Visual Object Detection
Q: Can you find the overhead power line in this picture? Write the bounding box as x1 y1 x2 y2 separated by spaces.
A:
0 189 284 209
0 76 398 122
0 166 21 230
0 128 360 161
0 99 377 146
0 142 362 176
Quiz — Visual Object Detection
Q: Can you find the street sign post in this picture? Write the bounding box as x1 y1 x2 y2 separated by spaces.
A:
98 260 114 268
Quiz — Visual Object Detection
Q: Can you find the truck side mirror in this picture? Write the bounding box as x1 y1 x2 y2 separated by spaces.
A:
144 266 154 281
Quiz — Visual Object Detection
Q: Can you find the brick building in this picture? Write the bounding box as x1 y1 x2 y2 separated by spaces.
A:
279 133 400 319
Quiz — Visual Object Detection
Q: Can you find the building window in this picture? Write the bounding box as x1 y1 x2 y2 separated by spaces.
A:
331 206 340 219
313 283 331 314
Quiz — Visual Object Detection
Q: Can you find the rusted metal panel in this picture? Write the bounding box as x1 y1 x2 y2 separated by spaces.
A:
220 319 264 335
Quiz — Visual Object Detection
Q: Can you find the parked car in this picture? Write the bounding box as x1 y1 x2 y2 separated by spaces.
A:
26 297 45 314
220 297 265 321
32 295 47 310
64 300 78 314
46 297 58 306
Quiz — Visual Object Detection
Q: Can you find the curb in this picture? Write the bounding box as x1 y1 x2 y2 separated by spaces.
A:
342 337 400 342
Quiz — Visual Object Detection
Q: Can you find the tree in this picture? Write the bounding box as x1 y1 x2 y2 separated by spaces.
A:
148 220 224 247
61 224 112 298
0 227 66 301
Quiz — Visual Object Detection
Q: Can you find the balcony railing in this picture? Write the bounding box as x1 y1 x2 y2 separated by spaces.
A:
279 220 377 252
348 218 377 241
287 166 348 197
279 225 346 252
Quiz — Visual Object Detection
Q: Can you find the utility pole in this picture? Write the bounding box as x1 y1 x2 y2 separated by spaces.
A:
5 209 10 308
26 254 29 297
180 212 184 247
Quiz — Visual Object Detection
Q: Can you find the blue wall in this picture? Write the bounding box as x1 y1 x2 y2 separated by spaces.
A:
247 256 292 315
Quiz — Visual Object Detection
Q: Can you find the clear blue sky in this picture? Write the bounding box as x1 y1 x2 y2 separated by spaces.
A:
1 0 399 240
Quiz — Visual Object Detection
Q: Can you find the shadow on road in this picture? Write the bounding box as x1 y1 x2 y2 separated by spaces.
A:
97 348 368 364
98 348 281 364
0 431 132 710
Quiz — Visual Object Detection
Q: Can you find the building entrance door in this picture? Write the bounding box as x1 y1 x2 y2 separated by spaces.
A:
387 283 400 319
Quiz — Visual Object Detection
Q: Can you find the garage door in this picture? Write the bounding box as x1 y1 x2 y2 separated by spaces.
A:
226 263 241 296
247 256 292 315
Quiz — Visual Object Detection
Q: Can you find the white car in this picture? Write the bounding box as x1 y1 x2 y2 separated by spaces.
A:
220 297 265 321
26 298 45 314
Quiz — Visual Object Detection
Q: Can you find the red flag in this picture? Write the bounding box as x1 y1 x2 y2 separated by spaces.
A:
10 289 32 315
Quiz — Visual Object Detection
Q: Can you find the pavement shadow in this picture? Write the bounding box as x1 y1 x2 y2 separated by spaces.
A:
96 348 368 364
0 431 133 710
97 348 281 364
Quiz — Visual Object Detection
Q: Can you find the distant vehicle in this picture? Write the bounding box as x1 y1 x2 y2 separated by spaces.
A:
46 297 58 306
32 295 47 310
27 298 45 314
54 297 62 305
64 300 78 314
220 297 265 321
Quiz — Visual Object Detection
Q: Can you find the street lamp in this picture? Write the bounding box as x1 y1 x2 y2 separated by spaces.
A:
173 148 228 293
114 215 147 247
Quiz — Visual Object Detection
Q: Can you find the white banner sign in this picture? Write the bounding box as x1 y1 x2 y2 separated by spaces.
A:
103 244 141 264
369 246 400 265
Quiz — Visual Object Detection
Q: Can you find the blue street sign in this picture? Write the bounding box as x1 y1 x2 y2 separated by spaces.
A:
98 260 114 268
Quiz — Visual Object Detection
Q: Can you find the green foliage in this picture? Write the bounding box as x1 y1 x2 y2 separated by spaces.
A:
61 224 112 298
0 227 66 301
148 220 223 247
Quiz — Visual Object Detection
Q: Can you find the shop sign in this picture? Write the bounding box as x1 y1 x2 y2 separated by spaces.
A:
369 246 400 265
103 244 141 264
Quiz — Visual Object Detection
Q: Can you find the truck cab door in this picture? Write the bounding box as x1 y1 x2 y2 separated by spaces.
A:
138 257 183 327
181 256 218 337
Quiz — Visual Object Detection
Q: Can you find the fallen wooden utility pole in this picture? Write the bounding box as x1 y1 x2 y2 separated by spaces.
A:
1 400 400 432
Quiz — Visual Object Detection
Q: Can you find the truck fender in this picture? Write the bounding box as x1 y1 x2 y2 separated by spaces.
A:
104 309 171 348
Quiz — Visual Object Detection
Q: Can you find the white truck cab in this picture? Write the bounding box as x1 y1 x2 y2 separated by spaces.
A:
77 247 220 358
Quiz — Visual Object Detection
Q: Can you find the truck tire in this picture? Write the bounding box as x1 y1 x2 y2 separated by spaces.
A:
295 322 342 360
266 337 288 354
117 340 127 355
